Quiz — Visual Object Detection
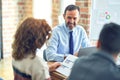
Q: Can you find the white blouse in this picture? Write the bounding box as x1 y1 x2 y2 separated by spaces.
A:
12 55 50 80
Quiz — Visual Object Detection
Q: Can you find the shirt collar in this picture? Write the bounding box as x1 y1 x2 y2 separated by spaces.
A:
63 23 75 33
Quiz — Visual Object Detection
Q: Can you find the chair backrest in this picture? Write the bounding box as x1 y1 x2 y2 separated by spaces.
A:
13 66 32 80
78 47 98 57
43 50 47 61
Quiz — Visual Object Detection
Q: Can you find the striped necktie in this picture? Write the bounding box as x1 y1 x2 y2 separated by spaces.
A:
69 31 74 55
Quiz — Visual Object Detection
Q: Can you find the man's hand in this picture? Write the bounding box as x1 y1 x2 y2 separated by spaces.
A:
74 52 78 57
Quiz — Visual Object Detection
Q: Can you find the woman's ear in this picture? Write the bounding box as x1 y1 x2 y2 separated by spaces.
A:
97 40 101 48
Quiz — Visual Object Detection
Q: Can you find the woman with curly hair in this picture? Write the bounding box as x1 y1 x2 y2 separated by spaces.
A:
12 17 61 80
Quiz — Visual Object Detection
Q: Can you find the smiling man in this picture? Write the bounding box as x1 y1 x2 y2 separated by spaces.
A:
44 4 91 62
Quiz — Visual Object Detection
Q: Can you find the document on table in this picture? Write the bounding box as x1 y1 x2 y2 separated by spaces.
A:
116 53 120 65
56 55 78 77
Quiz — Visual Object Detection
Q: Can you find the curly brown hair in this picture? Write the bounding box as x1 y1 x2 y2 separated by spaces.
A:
12 17 51 60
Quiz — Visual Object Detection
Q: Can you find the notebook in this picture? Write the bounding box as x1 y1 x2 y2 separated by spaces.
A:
56 55 78 77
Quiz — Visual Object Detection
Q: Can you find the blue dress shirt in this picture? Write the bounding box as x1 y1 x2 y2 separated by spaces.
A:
44 23 91 62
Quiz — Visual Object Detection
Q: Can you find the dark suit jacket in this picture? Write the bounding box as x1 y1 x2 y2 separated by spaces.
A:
68 50 120 80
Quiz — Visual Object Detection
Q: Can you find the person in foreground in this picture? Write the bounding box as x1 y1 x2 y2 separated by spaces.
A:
12 17 61 80
44 4 90 62
68 22 120 80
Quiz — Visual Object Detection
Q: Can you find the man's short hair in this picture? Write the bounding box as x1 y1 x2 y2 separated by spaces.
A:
99 22 120 54
64 4 80 15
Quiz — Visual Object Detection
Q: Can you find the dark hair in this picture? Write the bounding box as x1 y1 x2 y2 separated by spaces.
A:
12 17 51 60
64 4 80 15
99 22 120 54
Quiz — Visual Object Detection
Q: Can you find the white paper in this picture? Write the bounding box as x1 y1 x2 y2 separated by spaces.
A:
56 55 78 77
116 53 120 65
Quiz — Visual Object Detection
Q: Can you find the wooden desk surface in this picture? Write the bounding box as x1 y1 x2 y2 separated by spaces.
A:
47 62 67 80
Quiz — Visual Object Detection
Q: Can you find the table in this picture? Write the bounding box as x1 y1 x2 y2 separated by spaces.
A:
47 62 67 80
50 71 67 80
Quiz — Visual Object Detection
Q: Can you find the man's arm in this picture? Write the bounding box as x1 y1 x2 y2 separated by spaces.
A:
44 29 65 62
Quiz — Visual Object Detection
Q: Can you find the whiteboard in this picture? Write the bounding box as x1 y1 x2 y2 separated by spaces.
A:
90 0 120 40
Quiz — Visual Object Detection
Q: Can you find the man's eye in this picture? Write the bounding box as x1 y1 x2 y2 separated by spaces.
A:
67 17 71 19
74 18 77 20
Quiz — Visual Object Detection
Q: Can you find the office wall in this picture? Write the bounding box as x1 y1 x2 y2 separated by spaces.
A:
90 0 120 40
33 0 52 26
51 0 60 27
2 0 33 55
76 0 91 36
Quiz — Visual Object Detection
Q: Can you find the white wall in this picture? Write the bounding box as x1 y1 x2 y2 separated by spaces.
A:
33 0 52 26
90 0 120 40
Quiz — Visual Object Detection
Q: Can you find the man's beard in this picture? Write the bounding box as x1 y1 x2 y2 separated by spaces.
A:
66 22 76 29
